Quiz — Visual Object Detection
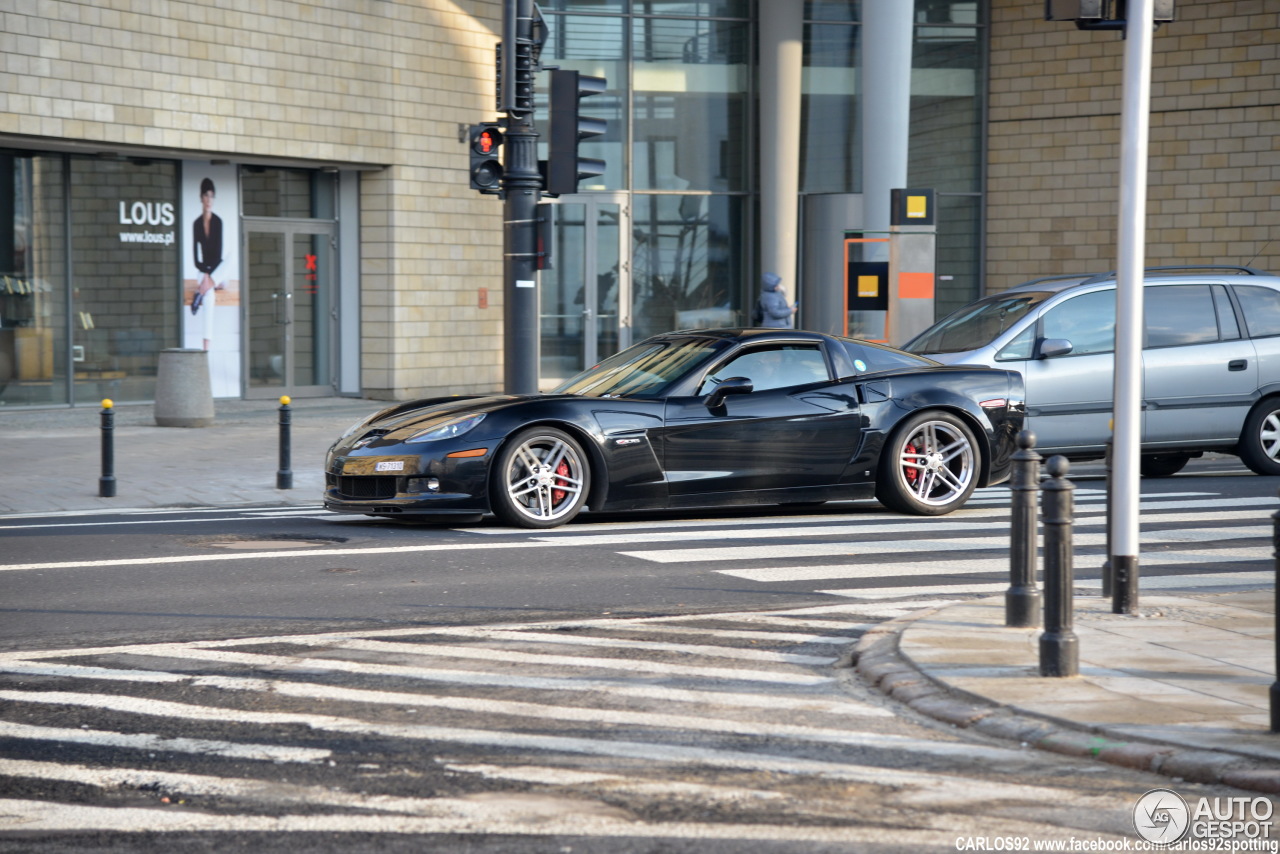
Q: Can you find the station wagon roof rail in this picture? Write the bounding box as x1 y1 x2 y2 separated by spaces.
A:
1077 265 1266 286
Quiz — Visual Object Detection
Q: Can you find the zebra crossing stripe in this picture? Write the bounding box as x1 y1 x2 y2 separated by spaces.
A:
0 720 330 764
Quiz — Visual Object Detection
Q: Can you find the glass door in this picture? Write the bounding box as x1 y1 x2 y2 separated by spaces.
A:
244 222 334 398
538 194 630 389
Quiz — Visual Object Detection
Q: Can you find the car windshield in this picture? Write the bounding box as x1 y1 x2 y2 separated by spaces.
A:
552 338 725 398
905 291 1052 355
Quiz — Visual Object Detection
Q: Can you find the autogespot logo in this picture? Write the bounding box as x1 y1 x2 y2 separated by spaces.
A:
1134 788 1191 843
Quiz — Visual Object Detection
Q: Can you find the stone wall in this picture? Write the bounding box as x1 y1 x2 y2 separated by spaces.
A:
987 0 1279 292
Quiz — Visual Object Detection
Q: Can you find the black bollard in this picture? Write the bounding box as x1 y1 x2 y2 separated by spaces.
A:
99 399 117 498
1039 455 1078 678
1006 430 1042 627
1272 490 1280 732
276 395 293 490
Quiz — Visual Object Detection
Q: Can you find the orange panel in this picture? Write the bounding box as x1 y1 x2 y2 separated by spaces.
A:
899 272 935 300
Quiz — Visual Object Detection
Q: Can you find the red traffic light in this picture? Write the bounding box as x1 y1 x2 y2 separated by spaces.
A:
472 127 503 156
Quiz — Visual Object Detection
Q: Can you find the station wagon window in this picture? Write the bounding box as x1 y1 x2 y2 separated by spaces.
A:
698 344 829 394
1040 290 1115 356
995 325 1035 361
1234 285 1280 338
1144 285 1218 348
1213 285 1241 340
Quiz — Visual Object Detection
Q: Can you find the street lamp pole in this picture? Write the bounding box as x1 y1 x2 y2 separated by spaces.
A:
1110 0 1155 614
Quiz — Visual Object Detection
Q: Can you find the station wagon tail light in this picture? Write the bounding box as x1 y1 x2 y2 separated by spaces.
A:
979 398 1008 409
406 413 487 443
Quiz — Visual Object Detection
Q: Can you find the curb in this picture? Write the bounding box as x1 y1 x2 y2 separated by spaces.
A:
852 616 1280 796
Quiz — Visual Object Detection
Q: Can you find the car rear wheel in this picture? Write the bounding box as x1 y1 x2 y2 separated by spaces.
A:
1239 400 1280 476
876 411 980 516
1139 454 1190 478
491 427 590 528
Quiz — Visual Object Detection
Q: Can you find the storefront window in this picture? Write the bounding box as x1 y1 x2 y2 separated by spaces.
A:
0 155 68 407
69 157 181 405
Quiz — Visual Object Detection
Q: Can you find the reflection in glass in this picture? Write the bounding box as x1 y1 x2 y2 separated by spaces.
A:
247 232 286 392
802 19 859 193
631 194 743 339
634 1 750 16
69 157 180 406
0 155 69 406
633 17 748 191
242 168 336 218
537 15 625 191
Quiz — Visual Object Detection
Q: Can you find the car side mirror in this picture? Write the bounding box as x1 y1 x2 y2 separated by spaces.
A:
703 376 754 409
1038 338 1074 359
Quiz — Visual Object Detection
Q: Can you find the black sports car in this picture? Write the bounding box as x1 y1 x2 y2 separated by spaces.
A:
325 329 1026 528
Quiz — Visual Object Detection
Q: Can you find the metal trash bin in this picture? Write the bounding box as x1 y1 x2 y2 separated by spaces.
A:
154 348 214 427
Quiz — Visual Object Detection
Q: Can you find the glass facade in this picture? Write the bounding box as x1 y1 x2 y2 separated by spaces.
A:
538 0 985 382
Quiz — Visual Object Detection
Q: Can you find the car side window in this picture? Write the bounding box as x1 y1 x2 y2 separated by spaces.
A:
1234 285 1280 338
1144 285 1218 348
996 325 1036 361
1040 290 1115 356
1213 285 1241 340
698 345 829 395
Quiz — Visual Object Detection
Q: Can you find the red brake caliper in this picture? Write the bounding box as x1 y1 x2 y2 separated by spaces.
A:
904 442 919 484
551 459 571 505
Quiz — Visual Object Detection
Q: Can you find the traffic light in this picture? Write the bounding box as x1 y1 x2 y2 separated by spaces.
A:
469 123 504 194
546 69 606 197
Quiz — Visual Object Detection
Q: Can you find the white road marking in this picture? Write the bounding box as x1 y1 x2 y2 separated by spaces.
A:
0 720 329 764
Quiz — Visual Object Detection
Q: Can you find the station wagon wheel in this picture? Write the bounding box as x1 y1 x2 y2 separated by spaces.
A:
490 427 590 528
1239 400 1280 476
875 410 979 516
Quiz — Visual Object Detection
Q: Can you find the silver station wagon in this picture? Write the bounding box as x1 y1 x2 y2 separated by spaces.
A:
903 266 1280 477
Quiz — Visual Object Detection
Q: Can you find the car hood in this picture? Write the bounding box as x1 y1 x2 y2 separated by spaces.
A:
336 393 589 451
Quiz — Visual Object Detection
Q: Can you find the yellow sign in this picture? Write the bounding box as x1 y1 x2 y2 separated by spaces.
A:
907 195 928 218
857 276 879 298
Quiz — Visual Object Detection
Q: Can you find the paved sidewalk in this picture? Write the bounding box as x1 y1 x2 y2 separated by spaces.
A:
1 397 1277 793
856 589 1280 795
0 397 382 515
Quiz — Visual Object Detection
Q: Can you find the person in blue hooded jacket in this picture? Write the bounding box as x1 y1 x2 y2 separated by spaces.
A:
755 272 797 328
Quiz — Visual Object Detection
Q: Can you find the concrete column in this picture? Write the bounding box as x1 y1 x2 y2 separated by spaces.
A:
861 0 914 237
758 0 804 302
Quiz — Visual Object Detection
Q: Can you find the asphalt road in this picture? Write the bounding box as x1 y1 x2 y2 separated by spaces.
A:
0 461 1273 851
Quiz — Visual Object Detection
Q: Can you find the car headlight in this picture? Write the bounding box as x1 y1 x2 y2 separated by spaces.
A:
405 413 487 444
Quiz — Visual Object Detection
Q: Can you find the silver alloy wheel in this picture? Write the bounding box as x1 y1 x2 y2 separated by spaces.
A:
897 419 976 506
502 434 587 523
1258 408 1280 464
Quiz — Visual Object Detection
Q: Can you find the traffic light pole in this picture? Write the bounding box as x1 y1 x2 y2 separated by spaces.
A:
501 0 540 394
502 118 541 394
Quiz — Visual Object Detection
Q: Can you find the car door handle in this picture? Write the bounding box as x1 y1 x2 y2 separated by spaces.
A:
1228 359 1248 371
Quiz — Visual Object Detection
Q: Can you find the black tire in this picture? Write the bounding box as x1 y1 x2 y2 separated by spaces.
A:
1239 400 1280 476
1139 454 1190 478
490 426 590 528
875 410 981 516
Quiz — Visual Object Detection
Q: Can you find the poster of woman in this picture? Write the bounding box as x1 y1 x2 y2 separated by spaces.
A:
181 162 240 397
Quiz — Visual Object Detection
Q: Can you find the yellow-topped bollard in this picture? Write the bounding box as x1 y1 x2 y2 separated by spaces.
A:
277 395 293 489
99 399 116 497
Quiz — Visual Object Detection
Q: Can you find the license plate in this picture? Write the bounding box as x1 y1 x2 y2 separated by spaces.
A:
375 461 405 472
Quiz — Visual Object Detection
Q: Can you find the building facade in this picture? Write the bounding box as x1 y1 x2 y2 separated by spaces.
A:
0 0 1274 408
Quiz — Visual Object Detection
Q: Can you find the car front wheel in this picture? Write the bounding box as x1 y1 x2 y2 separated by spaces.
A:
490 426 591 528
876 411 980 516
1239 400 1280 476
